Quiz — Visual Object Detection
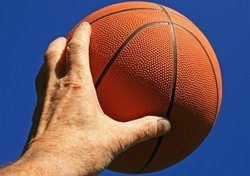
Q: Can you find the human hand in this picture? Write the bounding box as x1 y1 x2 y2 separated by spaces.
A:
1 22 171 176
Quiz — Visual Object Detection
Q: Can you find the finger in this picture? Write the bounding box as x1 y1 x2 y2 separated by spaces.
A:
35 64 47 100
119 116 171 149
21 123 37 155
66 22 92 80
22 64 49 155
44 37 67 81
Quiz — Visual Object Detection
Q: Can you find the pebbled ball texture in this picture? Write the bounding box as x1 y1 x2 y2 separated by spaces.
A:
67 1 222 174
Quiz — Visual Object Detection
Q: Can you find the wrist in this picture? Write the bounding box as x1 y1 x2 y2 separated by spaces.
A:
24 148 77 176
23 136 106 176
0 149 76 176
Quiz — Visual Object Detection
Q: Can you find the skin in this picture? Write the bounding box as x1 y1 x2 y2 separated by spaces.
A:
0 22 171 176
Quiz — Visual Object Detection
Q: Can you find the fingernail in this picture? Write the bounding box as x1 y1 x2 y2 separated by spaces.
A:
157 119 171 136
81 21 90 29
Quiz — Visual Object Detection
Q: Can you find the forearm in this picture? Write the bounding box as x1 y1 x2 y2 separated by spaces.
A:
0 150 74 176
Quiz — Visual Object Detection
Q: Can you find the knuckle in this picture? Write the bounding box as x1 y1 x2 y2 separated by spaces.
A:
144 118 158 137
44 48 61 61
67 39 87 53
58 77 83 91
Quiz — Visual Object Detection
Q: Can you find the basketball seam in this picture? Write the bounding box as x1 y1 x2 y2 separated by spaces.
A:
137 4 178 173
161 6 200 28
88 8 187 25
90 8 160 24
173 23 219 118
160 6 178 120
95 21 170 88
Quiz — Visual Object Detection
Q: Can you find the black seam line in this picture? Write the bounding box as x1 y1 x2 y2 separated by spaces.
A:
137 5 178 174
89 8 162 24
89 7 186 25
94 21 169 89
160 6 178 120
173 23 219 116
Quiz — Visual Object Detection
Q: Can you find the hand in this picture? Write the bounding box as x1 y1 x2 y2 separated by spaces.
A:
0 22 171 176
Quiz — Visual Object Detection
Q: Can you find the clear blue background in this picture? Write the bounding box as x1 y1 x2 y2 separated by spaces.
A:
0 0 249 175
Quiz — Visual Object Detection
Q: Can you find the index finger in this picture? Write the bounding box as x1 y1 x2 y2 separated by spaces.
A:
66 22 92 79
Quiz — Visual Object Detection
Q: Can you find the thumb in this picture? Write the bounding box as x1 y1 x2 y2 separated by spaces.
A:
119 116 171 149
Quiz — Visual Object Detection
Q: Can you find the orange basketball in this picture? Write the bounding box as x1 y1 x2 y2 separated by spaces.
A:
68 1 222 174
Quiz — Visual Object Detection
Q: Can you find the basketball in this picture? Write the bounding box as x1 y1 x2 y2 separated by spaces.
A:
68 1 222 174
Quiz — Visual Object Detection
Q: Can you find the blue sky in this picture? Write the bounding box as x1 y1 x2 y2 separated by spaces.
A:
0 0 249 175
